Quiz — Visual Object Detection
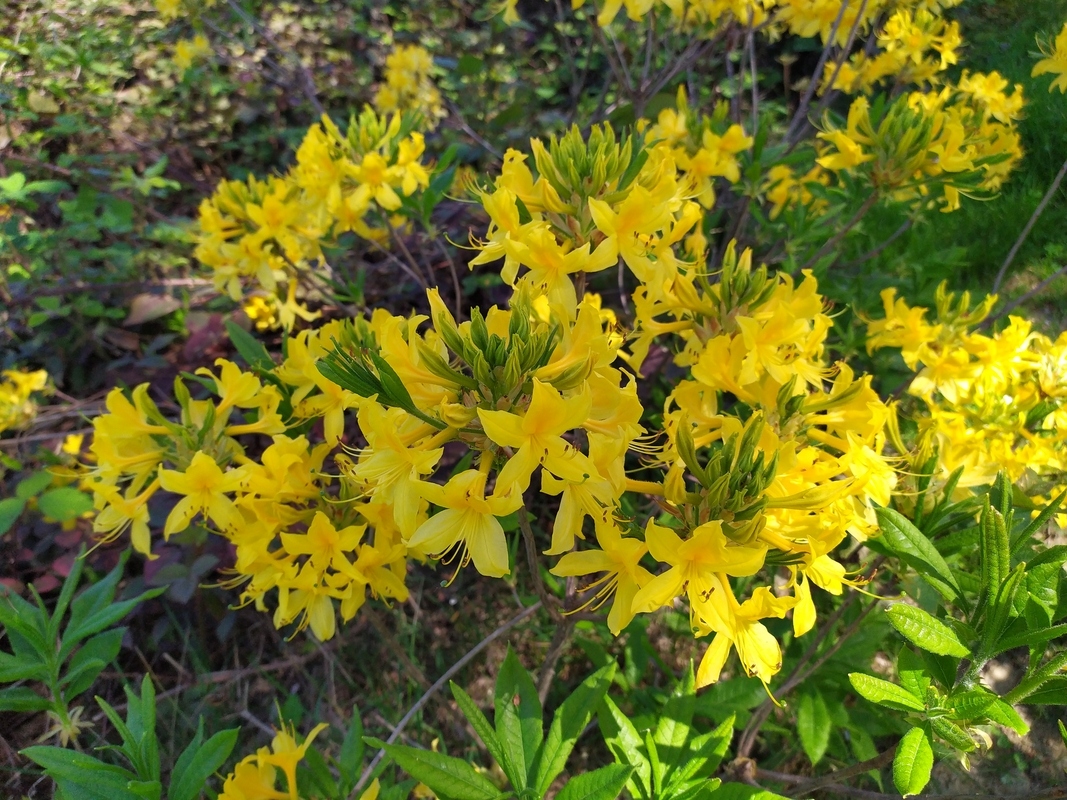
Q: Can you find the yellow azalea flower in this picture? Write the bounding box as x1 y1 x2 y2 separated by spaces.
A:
1033 21 1067 93
351 402 443 536
816 129 873 171
511 227 618 315
92 479 160 557
588 186 671 282
478 379 597 494
631 520 767 634
218 751 289 800
265 722 329 800
407 470 522 578
280 511 364 574
696 585 795 687
158 451 249 536
551 521 654 634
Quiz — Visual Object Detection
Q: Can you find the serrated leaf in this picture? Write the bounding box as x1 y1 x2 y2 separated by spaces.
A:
886 604 970 657
556 764 632 800
848 673 925 712
378 742 499 800
893 727 933 797
797 691 831 766
982 699 1029 736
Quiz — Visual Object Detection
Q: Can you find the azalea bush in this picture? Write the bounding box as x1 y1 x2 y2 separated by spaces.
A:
3 2 1067 800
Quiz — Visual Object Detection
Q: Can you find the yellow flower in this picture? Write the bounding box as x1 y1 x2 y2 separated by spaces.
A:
478 379 597 494
551 521 654 634
1033 21 1067 93
696 585 795 687
265 722 329 800
407 469 522 578
158 451 248 536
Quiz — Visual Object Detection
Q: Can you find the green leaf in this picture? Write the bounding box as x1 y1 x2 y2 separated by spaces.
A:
168 726 238 800
0 649 47 682
886 604 970 657
532 663 616 798
598 695 651 800
0 497 26 534
21 746 143 800
652 663 696 775
663 715 734 794
63 628 125 698
451 684 504 770
495 647 543 789
377 742 499 800
0 685 52 712
555 764 632 800
848 673 925 712
982 699 1028 735
17 471 53 499
947 689 995 721
797 691 831 766
893 727 933 797
1011 488 1066 555
876 508 962 604
1018 675 1067 705
224 320 275 371
38 487 93 522
931 718 975 753
339 704 366 794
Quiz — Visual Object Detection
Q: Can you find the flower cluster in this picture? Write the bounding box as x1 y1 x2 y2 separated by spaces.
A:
816 85 1023 212
195 109 433 326
89 121 907 688
867 285 1067 506
0 368 49 435
374 43 445 121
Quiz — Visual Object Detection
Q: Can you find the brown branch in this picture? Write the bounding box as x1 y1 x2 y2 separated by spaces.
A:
993 153 1067 292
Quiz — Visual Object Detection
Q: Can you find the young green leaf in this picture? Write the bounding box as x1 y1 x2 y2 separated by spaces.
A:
0 686 53 712
555 764 633 800
652 662 696 775
451 683 506 770
893 727 934 797
598 695 651 800
224 319 275 371
663 715 734 795
532 663 616 798
168 726 238 800
797 691 832 766
21 746 144 800
495 647 543 789
931 718 976 753
376 741 500 800
848 673 925 712
876 508 962 604
886 604 970 657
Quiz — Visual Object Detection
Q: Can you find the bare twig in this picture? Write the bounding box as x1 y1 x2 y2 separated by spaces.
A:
984 262 1067 327
348 601 543 799
783 0 850 143
519 500 564 621
841 217 913 270
800 192 879 271
993 154 1067 292
806 0 869 137
789 745 896 796
224 0 324 117
537 618 576 703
